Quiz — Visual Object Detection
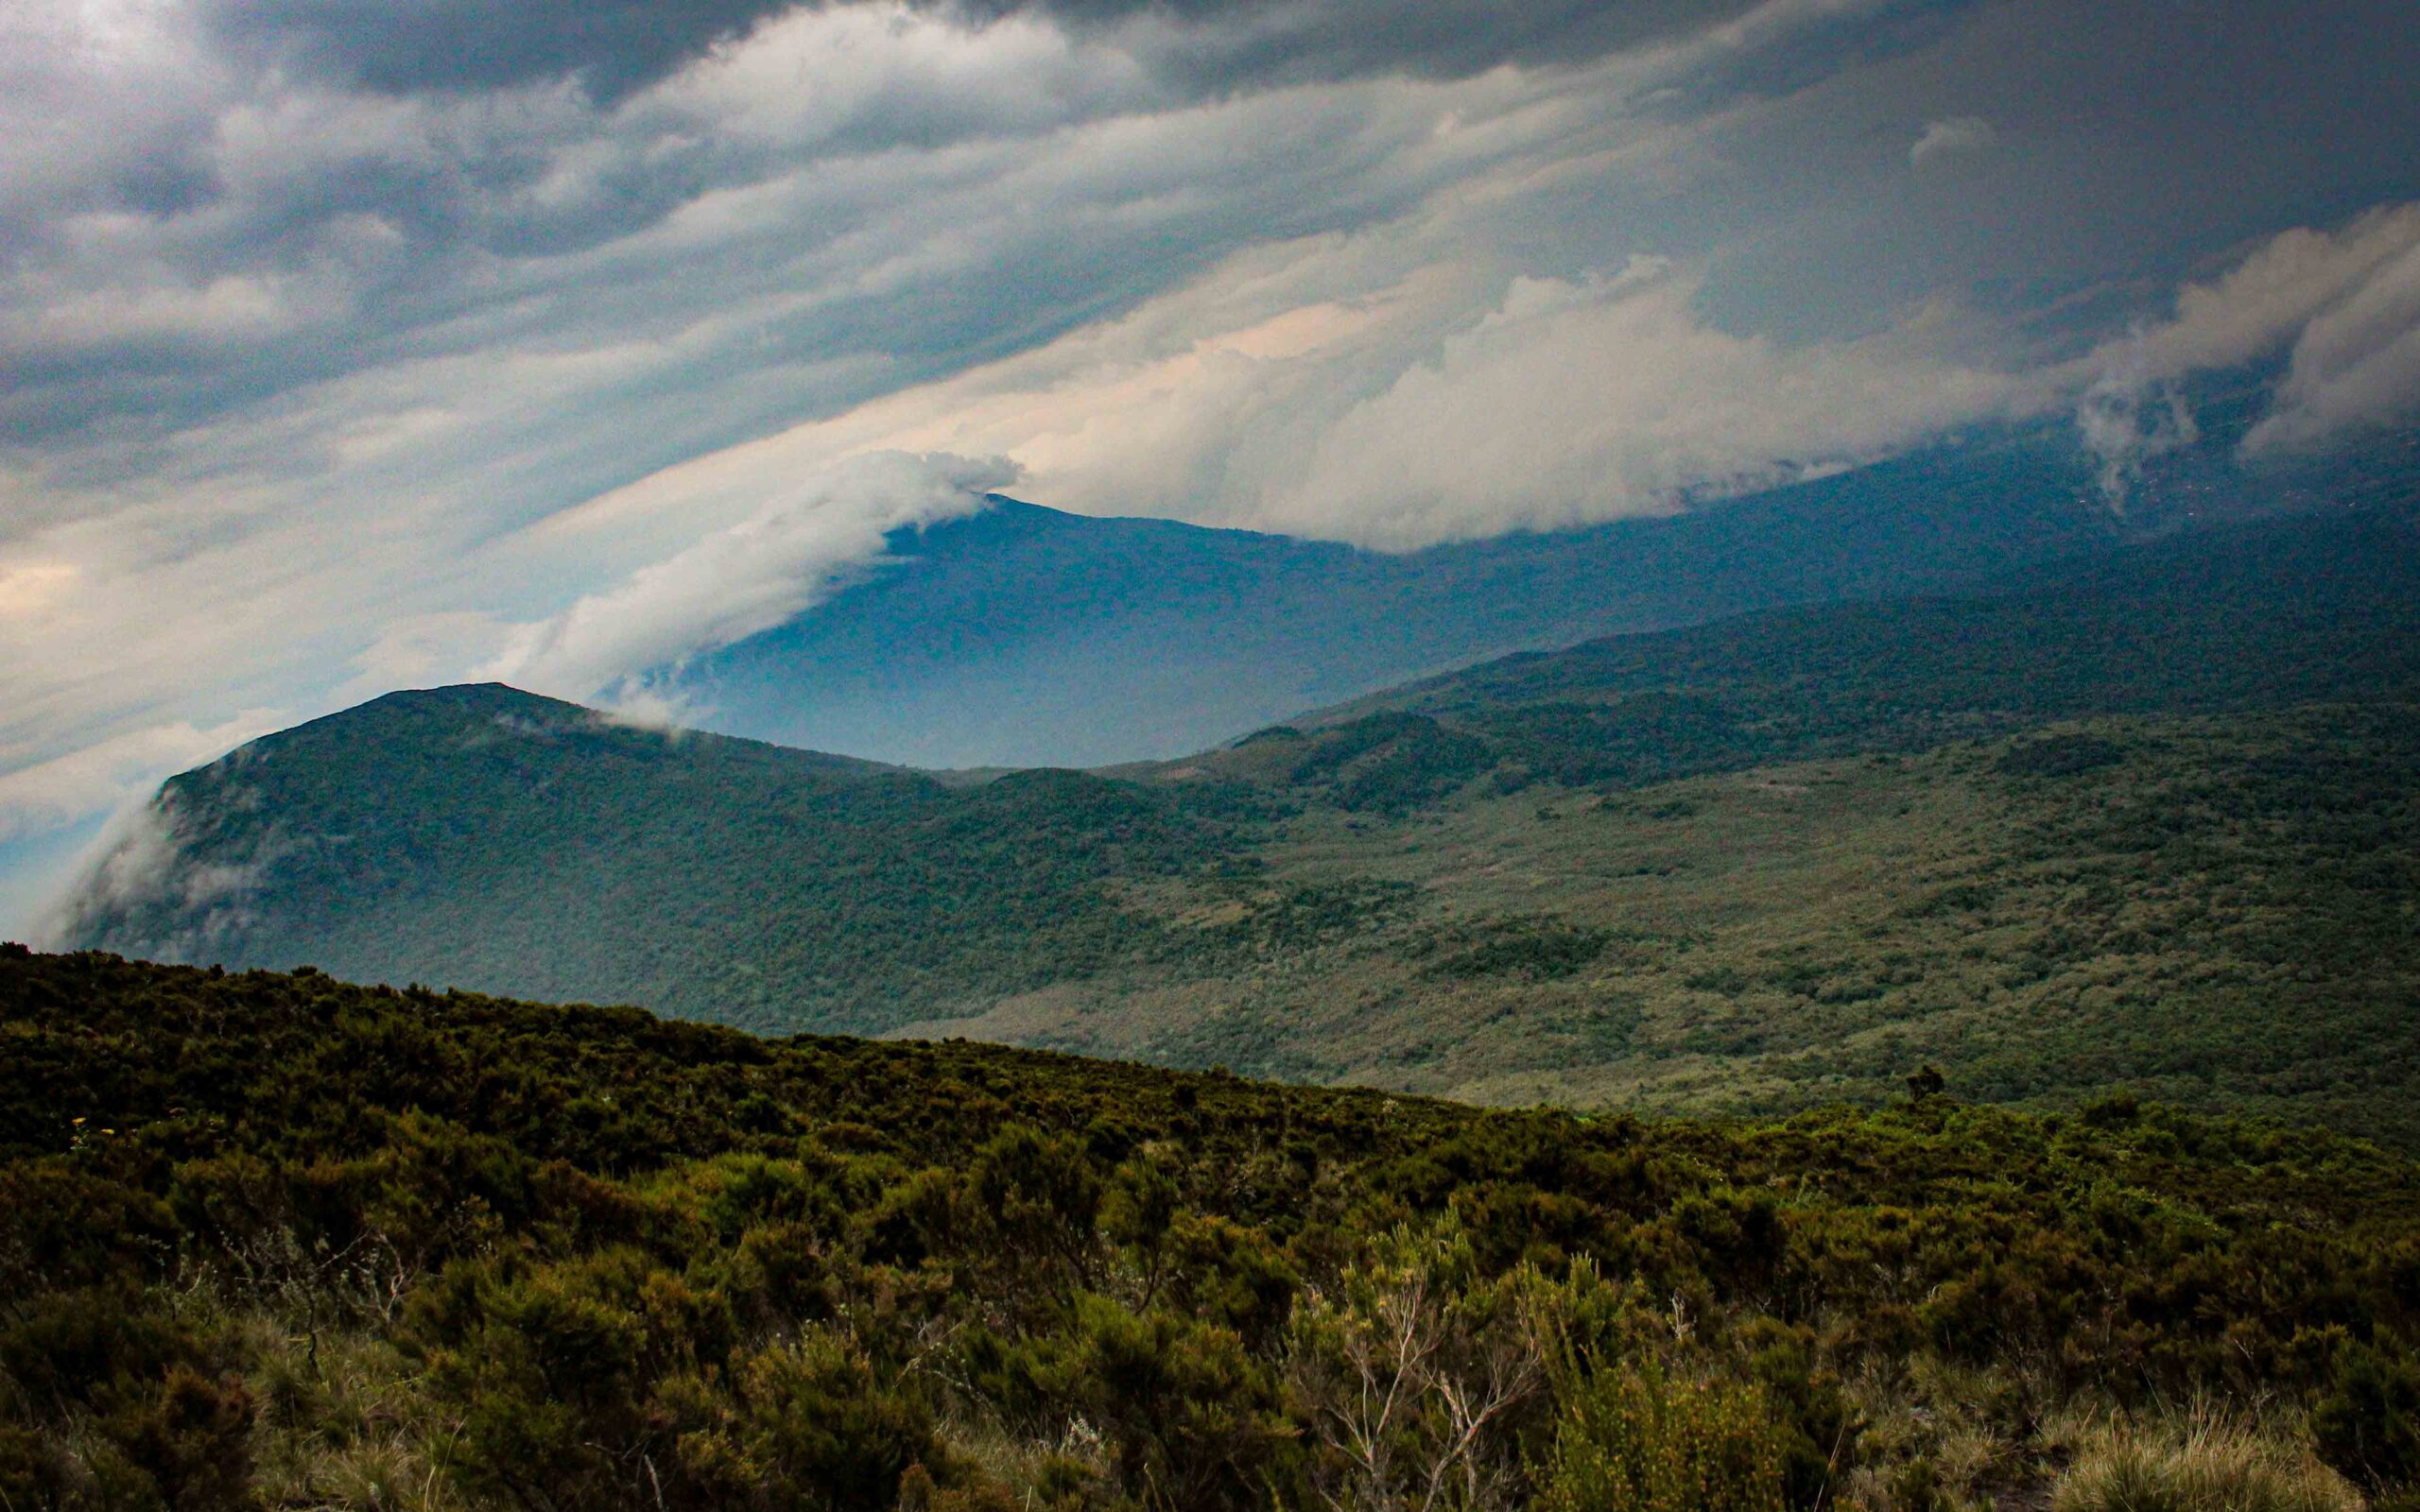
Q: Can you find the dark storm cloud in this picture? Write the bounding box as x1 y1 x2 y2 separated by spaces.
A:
936 0 1767 89
1689 0 2420 346
199 0 804 99
201 0 1779 105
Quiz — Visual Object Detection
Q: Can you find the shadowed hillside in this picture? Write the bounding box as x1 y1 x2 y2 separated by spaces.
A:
658 381 2415 769
674 428 2138 767
52 684 1253 1030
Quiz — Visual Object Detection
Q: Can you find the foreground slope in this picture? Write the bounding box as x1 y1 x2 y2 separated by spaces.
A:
4 950 2417 1511
54 503 2420 1143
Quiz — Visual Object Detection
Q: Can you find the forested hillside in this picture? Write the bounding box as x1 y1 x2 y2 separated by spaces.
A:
54 684 1255 1027
1242 500 2420 799
51 503 2420 1143
5 950 2418 1512
991 701 2420 1145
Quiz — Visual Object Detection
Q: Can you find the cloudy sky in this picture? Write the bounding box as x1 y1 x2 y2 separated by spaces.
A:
3 0 2419 928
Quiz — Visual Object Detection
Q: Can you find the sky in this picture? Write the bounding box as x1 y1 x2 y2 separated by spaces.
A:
4 0 2419 932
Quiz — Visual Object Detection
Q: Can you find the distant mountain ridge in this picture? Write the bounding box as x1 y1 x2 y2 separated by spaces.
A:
671 426 2128 766
653 381 2411 769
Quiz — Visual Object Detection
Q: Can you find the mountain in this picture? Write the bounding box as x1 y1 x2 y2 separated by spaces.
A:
9 947 2415 1512
53 498 2420 1143
49 682 1246 1029
667 431 2130 769
648 383 2412 769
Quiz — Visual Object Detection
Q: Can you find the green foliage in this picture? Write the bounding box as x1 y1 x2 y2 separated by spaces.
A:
1416 919 1616 982
1996 733 2128 779
62 686 1255 1034
1534 1364 1785 1512
1288 713 1501 814
675 1331 934 1512
2312 1338 2420 1492
1286 1222 1547 1512
1077 701 2420 1148
5 951 2420 1510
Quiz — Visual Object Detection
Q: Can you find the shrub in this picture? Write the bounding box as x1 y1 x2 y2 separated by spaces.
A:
675 1330 933 1512
1534 1364 1786 1512
2312 1339 2420 1493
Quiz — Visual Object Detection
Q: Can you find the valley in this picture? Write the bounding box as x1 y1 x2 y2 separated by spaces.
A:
928 704 2420 1144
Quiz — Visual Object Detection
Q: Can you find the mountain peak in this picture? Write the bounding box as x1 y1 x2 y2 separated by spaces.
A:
219 682 605 759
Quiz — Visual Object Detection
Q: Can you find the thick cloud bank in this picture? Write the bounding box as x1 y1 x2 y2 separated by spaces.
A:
1262 266 2031 545
2060 204 2420 491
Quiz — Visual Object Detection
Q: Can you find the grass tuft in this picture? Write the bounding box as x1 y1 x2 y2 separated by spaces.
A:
2051 1415 2363 1512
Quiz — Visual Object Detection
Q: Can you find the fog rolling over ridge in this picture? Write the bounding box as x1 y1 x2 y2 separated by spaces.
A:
595 401 2311 770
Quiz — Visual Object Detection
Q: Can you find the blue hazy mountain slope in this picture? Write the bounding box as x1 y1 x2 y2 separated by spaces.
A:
673 426 2137 767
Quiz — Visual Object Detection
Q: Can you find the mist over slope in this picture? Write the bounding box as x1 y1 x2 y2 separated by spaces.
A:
631 388 2411 768
51 497 2420 1142
664 428 2127 767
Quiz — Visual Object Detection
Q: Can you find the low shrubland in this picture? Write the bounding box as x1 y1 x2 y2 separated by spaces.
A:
5 950 2419 1510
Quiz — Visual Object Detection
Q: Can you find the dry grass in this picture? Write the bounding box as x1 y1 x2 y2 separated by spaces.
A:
2050 1413 2364 1512
1838 1354 2041 1512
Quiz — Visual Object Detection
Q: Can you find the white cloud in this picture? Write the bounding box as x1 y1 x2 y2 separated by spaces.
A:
2074 357 2199 507
0 559 78 618
485 449 1017 701
1909 115 1995 169
681 242 2049 549
2068 201 2420 458
1260 263 2037 545
2246 233 2420 452
0 710 280 845
26 781 278 954
2103 202 2420 382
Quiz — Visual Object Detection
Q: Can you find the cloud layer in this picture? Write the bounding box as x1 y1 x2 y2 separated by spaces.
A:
2057 202 2420 490
488 450 1016 703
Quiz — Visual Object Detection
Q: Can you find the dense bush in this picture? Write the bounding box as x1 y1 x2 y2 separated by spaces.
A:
4 949 2418 1510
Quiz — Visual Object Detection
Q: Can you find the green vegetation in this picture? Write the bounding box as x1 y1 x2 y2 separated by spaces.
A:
1274 500 2420 798
7 949 2420 1511
1004 700 2420 1147
51 503 2420 1146
60 685 1255 1034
